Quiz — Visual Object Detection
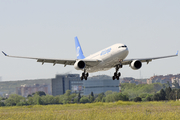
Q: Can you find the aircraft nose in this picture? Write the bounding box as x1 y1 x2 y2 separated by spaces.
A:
124 47 129 54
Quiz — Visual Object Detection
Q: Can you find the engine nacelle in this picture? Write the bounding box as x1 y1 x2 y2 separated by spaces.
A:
74 60 86 70
130 60 142 70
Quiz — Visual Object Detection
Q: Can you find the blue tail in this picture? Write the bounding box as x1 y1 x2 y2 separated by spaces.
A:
74 36 85 59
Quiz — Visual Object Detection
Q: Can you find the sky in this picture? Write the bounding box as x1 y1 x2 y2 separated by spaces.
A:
0 0 180 81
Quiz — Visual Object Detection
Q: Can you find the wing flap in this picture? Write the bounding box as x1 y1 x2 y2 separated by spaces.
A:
2 51 101 67
37 59 75 65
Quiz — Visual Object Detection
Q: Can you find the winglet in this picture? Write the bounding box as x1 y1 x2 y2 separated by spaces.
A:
2 51 8 56
176 51 179 56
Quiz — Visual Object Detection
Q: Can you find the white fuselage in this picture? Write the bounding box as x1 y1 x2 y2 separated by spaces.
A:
85 43 129 73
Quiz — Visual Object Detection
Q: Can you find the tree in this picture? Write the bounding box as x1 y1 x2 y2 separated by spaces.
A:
91 92 94 97
64 90 71 96
169 89 176 100
145 94 153 101
153 93 160 101
105 92 129 102
77 93 81 103
37 97 43 105
4 98 16 106
32 94 43 105
146 97 152 101
59 90 72 104
167 81 170 87
35 91 46 96
8 94 25 104
80 96 89 103
89 96 94 103
165 87 172 100
74 98 79 103
89 92 94 103
69 93 77 103
114 93 129 101
105 94 115 102
95 93 105 102
27 96 34 105
177 89 180 99
139 93 148 99
134 97 142 102
4 94 25 106
0 102 5 106
27 94 32 98
159 89 166 100
105 91 113 96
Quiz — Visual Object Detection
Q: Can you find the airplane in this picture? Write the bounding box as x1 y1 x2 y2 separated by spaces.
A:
2 36 178 80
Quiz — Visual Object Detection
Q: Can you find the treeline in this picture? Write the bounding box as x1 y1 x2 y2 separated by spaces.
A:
1 82 180 106
133 87 180 102
121 83 167 98
0 90 129 106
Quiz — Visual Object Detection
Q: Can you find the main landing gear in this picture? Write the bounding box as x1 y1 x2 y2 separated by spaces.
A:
81 70 89 80
112 64 122 80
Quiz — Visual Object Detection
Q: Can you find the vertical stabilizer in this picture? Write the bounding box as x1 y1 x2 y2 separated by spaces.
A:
74 36 85 59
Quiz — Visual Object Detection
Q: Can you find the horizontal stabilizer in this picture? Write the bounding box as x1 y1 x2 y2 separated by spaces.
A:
2 51 8 56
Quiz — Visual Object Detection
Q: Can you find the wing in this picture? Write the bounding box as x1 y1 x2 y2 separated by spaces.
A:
122 51 178 65
2 51 101 67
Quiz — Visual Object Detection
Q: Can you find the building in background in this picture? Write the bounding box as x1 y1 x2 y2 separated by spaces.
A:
146 75 177 85
83 78 119 95
71 80 84 95
51 74 120 96
171 77 180 87
51 74 80 96
16 83 49 97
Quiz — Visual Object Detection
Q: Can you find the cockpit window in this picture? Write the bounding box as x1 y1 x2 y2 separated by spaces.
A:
118 45 127 48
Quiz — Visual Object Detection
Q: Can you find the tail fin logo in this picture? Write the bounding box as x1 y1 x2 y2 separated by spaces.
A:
77 46 80 57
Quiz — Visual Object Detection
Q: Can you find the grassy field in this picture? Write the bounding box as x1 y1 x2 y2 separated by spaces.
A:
0 101 180 120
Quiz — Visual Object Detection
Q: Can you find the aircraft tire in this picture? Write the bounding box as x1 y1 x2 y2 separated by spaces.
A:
114 72 117 77
118 72 121 77
86 73 89 77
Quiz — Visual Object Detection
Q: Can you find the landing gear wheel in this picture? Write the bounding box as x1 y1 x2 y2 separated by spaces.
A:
86 73 89 77
81 71 89 80
118 72 121 77
112 64 122 80
81 76 83 80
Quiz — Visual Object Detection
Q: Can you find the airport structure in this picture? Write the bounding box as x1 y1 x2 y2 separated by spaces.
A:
51 74 81 96
83 78 119 95
51 74 120 96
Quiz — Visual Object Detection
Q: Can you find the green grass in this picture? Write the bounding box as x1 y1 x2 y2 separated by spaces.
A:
0 101 180 120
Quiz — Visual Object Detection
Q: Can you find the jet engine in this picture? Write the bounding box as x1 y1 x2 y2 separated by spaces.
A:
130 60 142 70
74 60 86 70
